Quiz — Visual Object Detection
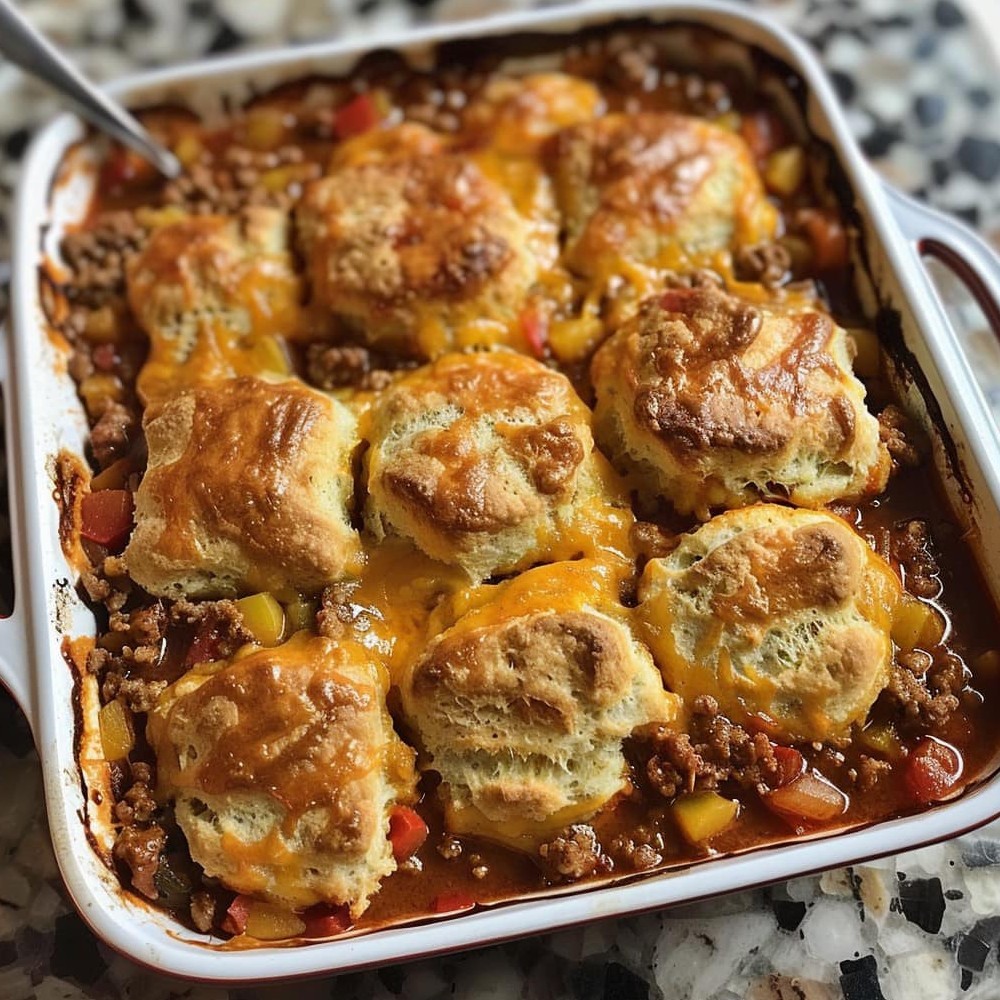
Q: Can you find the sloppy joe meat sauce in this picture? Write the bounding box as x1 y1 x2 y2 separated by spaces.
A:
51 25 1000 940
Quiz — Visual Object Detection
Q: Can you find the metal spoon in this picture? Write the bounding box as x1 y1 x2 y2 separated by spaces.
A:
0 0 181 178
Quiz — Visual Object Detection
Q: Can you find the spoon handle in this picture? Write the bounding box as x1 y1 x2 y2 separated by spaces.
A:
0 0 180 178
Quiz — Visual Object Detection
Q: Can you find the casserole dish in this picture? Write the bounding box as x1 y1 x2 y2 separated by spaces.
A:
4 0 1000 982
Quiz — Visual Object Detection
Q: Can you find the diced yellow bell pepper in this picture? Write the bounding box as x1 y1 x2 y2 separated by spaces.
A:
243 901 306 940
715 111 741 132
173 132 203 167
672 791 739 844
848 327 881 379
892 594 945 651
243 106 289 151
134 206 189 230
284 598 317 635
79 373 123 420
764 146 806 197
83 305 122 344
99 699 135 761
259 163 321 194
91 457 132 492
248 336 291 377
237 592 285 646
858 721 904 760
548 314 604 364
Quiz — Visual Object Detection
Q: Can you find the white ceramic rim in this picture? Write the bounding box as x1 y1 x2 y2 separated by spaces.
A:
4 0 1000 983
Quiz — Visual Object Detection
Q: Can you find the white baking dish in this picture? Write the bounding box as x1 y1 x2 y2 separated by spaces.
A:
4 0 1000 984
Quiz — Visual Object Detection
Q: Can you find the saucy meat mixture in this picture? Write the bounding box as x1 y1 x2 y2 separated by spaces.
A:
47 25 1000 943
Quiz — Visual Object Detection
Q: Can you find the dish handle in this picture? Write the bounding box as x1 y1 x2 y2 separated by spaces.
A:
0 319 36 734
881 182 1000 343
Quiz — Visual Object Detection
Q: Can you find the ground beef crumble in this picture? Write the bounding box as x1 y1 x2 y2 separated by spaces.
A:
60 212 147 308
80 555 132 612
663 268 725 291
879 405 923 471
538 825 611 881
170 598 251 660
190 891 217 933
885 648 966 730
734 241 792 289
90 400 136 468
854 755 892 791
162 145 320 214
607 826 665 872
891 519 941 599
317 583 357 639
114 777 158 826
437 836 463 861
114 824 166 900
643 695 781 798
629 521 678 564
305 342 395 392
128 602 168 646
102 673 167 713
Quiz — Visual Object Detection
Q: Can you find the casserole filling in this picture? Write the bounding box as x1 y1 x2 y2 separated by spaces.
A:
47 24 1000 943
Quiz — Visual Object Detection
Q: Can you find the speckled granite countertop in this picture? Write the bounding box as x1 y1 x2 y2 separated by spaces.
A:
1 1 1000 998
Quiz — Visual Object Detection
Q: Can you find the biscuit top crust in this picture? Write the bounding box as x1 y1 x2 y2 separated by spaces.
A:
127 209 302 404
296 134 539 357
638 505 902 741
402 559 679 829
299 157 516 305
547 111 776 269
375 352 590 535
409 559 661 738
411 609 634 739
130 376 359 596
149 633 404 856
692 517 863 627
615 286 856 457
463 72 603 152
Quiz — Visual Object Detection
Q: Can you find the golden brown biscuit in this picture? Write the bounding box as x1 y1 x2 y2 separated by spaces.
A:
296 127 543 359
147 632 417 915
126 208 303 405
638 505 902 742
400 560 679 849
125 376 361 599
365 351 629 581
591 286 889 516
329 121 446 168
463 75 602 284
546 112 777 287
464 73 603 153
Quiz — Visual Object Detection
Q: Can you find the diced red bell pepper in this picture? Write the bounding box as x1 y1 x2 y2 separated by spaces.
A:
221 894 251 936
301 903 352 938
92 343 119 372
99 146 157 191
771 746 806 789
659 287 697 314
739 109 788 162
905 738 963 804
798 209 850 272
763 770 848 824
388 805 429 861
185 626 223 668
432 890 476 914
334 93 381 139
80 489 133 550
519 308 549 359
